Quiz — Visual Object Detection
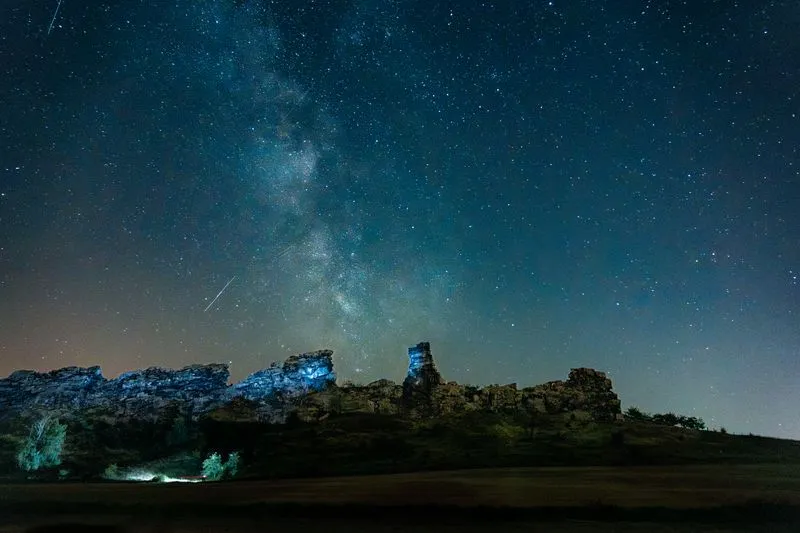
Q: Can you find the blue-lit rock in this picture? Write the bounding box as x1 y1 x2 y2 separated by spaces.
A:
99 363 230 418
403 342 442 388
0 366 105 414
231 349 336 401
0 350 336 422
402 342 443 415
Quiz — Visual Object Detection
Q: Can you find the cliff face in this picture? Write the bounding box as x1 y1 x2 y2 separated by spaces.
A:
0 343 621 423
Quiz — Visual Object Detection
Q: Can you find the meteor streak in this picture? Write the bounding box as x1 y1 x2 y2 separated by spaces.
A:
47 0 63 36
204 276 236 312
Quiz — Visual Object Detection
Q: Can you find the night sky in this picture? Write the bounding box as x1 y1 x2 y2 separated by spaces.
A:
1 1 798 438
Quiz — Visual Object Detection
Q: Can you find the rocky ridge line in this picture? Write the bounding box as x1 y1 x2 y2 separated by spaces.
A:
0 343 621 423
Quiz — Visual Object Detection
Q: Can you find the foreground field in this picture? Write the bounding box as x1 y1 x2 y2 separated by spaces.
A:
2 464 800 532
3 464 800 508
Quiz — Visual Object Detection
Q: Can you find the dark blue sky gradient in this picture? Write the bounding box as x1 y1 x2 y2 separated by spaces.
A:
1 1 798 437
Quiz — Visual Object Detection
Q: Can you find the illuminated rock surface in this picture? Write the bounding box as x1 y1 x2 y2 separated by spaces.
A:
0 366 105 412
0 350 335 421
402 341 444 416
231 350 335 401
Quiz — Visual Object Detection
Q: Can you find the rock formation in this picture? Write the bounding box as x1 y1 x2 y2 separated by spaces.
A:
0 342 621 424
231 350 335 401
0 366 106 414
0 351 335 422
402 342 443 415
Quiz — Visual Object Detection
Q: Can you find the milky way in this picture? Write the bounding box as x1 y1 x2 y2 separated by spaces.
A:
0 1 798 438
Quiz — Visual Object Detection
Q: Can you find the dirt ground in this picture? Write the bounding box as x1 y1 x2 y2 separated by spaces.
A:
1 464 799 532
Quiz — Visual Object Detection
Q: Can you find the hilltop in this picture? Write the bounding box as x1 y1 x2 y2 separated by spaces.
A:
0 342 798 482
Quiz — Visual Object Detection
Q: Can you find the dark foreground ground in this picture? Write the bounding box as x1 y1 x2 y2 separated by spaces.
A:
2 464 800 532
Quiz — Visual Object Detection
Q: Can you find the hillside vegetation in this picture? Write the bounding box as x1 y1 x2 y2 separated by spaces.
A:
1 408 798 482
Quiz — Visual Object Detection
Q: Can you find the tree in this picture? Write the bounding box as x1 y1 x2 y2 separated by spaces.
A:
651 412 680 426
624 406 652 422
676 415 706 431
16 416 67 472
202 452 225 481
225 452 240 477
625 407 706 431
202 451 241 481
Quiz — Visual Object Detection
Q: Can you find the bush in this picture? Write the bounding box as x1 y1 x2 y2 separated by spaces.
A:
16 416 67 472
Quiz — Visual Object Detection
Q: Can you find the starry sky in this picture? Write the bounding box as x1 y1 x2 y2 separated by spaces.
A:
1 1 798 438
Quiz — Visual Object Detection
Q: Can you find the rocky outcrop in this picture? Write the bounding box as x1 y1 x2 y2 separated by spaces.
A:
0 366 105 413
231 350 335 401
340 379 404 415
0 350 336 422
96 364 230 418
0 342 620 424
402 342 443 415
399 343 619 420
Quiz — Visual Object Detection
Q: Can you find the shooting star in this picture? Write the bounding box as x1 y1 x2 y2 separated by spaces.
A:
204 275 236 312
47 0 63 36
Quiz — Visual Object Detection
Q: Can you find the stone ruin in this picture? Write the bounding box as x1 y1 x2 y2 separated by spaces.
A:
0 343 621 423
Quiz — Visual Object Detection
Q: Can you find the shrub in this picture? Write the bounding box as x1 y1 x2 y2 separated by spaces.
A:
16 416 67 472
